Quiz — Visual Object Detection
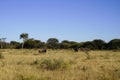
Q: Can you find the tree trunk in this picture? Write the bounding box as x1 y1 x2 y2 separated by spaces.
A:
22 42 24 49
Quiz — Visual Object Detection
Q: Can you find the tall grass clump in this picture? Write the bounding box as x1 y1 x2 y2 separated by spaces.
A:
17 74 40 80
80 48 91 59
17 74 52 80
0 52 4 59
33 58 71 70
84 50 90 59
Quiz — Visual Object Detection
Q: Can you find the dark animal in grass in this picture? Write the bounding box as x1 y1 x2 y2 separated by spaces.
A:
73 47 79 52
38 49 47 54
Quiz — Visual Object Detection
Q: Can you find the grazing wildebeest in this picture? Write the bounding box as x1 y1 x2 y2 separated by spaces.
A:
38 49 47 54
73 47 79 52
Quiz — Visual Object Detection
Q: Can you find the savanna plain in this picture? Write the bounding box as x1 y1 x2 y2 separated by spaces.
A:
0 49 120 80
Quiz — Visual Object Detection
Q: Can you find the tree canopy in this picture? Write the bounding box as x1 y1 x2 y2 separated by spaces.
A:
1 33 120 50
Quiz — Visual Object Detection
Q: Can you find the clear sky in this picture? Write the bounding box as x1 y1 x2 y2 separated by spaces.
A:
0 0 120 42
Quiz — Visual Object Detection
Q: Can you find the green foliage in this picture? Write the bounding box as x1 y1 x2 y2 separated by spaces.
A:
60 43 71 49
47 38 59 44
10 41 21 49
23 38 45 49
47 38 60 49
60 40 71 49
92 39 106 50
81 41 94 50
20 33 29 49
60 40 80 49
70 42 80 49
20 33 29 41
33 58 71 70
1 37 120 50
80 39 106 50
108 39 120 50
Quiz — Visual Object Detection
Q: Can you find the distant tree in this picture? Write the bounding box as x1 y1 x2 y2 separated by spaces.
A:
20 33 28 49
60 40 71 49
61 40 70 43
81 41 94 50
10 41 21 49
24 38 35 49
47 38 59 49
60 40 80 49
34 40 46 48
107 39 120 50
92 39 106 50
4 42 10 49
47 38 59 43
24 38 46 49
0 38 6 49
69 41 80 49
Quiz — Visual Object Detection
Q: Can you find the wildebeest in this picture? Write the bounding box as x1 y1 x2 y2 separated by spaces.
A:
73 47 79 52
38 49 47 54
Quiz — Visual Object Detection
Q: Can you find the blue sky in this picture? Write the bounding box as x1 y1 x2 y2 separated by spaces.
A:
0 0 120 42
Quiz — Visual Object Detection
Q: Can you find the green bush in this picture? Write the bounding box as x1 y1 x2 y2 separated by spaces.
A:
33 58 71 70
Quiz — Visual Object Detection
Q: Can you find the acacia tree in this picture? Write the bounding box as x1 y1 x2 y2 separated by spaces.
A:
47 38 59 49
107 39 120 50
20 33 28 49
0 38 6 49
92 39 106 50
10 41 20 49
24 38 46 49
60 40 71 49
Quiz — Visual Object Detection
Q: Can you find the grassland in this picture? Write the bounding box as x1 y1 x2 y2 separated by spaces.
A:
0 49 120 80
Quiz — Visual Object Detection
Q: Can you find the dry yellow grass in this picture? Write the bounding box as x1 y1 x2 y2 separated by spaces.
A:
0 49 120 80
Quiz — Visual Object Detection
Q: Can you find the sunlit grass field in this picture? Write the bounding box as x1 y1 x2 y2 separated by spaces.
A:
0 49 120 80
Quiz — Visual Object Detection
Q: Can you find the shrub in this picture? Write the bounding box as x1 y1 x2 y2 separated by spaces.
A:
33 59 41 65
17 74 39 80
33 58 71 70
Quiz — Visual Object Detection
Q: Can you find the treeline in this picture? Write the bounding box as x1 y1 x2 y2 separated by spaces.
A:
0 33 120 50
1 38 120 50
